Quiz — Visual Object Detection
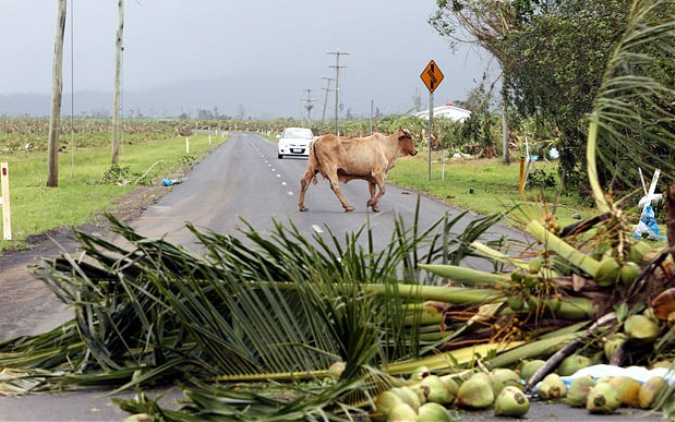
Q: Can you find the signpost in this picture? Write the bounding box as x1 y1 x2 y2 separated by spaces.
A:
420 60 444 180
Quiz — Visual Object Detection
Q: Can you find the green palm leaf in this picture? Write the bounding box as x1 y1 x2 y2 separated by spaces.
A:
586 0 675 211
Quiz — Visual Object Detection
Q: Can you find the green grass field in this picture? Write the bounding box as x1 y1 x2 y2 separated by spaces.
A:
0 133 226 251
388 149 594 230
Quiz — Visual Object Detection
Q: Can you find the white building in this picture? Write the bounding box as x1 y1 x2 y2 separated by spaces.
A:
414 103 472 122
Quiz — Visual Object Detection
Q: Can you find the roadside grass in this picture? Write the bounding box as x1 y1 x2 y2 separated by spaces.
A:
387 149 595 230
0 134 227 251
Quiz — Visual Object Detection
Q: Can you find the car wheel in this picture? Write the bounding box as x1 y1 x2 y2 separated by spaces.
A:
278 154 283 159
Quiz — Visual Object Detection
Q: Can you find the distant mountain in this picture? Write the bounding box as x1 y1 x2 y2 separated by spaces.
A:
1 72 413 120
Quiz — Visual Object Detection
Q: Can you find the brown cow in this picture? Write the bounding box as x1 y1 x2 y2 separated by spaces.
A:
298 128 418 212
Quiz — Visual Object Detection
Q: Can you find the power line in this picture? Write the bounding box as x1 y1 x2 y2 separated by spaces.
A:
327 49 349 135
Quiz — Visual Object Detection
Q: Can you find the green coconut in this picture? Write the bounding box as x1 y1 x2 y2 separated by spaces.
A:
440 375 461 398
557 354 592 376
566 376 596 408
639 376 667 409
624 314 662 343
620 262 641 286
375 390 404 417
595 257 620 287
494 385 530 417
410 366 431 382
519 360 545 383
490 368 524 395
586 382 621 414
456 373 495 410
418 402 453 422
419 375 454 405
538 373 567 400
390 386 421 412
603 334 627 362
387 402 418 422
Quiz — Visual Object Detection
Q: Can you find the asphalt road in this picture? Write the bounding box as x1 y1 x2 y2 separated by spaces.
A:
0 133 663 421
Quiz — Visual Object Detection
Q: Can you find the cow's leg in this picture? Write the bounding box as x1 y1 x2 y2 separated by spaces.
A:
366 181 380 212
326 172 354 212
298 169 316 212
369 173 387 212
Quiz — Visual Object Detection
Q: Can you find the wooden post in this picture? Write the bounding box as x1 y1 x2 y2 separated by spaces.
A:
518 156 526 193
1 163 12 240
186 137 190 153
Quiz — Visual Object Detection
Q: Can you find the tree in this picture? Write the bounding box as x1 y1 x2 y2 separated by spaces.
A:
111 0 124 165
429 0 673 192
47 0 67 187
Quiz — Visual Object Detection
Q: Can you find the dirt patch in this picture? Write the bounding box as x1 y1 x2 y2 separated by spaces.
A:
0 174 182 341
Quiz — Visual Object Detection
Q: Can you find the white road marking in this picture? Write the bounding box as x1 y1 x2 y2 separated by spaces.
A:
312 225 324 233
287 191 294 196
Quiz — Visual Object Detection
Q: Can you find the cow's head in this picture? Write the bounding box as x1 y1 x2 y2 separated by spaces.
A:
397 128 418 156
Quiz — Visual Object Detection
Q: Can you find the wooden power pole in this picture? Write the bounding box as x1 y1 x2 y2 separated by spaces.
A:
47 0 68 187
112 0 124 165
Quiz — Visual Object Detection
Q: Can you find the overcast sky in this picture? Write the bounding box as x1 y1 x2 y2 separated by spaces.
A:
0 0 497 118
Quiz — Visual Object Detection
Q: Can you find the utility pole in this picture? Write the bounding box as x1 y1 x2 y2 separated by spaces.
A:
303 88 316 127
47 0 67 188
327 49 349 135
320 76 334 122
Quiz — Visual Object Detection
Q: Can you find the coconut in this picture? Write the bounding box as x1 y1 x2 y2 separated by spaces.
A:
419 375 454 405
410 365 431 382
456 373 495 409
624 314 662 343
327 361 345 380
603 334 627 362
557 354 592 376
619 262 641 286
595 257 620 287
375 390 404 417
639 376 667 409
418 402 453 422
490 368 523 395
538 373 567 400
586 383 621 414
566 375 596 407
388 402 419 422
390 386 421 412
606 376 641 408
519 359 545 383
439 375 461 398
494 385 530 417
507 296 525 311
529 256 544 274
627 241 652 263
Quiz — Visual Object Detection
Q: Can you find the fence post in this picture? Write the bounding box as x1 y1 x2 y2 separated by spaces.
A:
1 162 12 240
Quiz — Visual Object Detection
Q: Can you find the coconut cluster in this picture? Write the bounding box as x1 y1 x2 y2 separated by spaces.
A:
372 368 530 420
373 359 669 421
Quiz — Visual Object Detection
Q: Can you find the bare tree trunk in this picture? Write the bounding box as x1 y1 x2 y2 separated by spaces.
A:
47 0 68 187
111 0 124 165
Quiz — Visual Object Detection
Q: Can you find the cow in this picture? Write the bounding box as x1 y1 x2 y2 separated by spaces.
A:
298 128 418 213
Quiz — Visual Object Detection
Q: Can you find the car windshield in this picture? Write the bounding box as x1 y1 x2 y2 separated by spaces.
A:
282 129 313 139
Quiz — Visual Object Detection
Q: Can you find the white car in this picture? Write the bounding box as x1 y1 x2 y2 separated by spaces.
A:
277 127 314 159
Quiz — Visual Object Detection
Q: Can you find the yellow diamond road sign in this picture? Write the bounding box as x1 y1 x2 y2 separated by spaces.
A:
420 60 444 94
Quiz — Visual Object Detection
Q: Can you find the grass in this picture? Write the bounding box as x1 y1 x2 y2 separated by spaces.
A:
0 133 227 251
388 148 594 230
